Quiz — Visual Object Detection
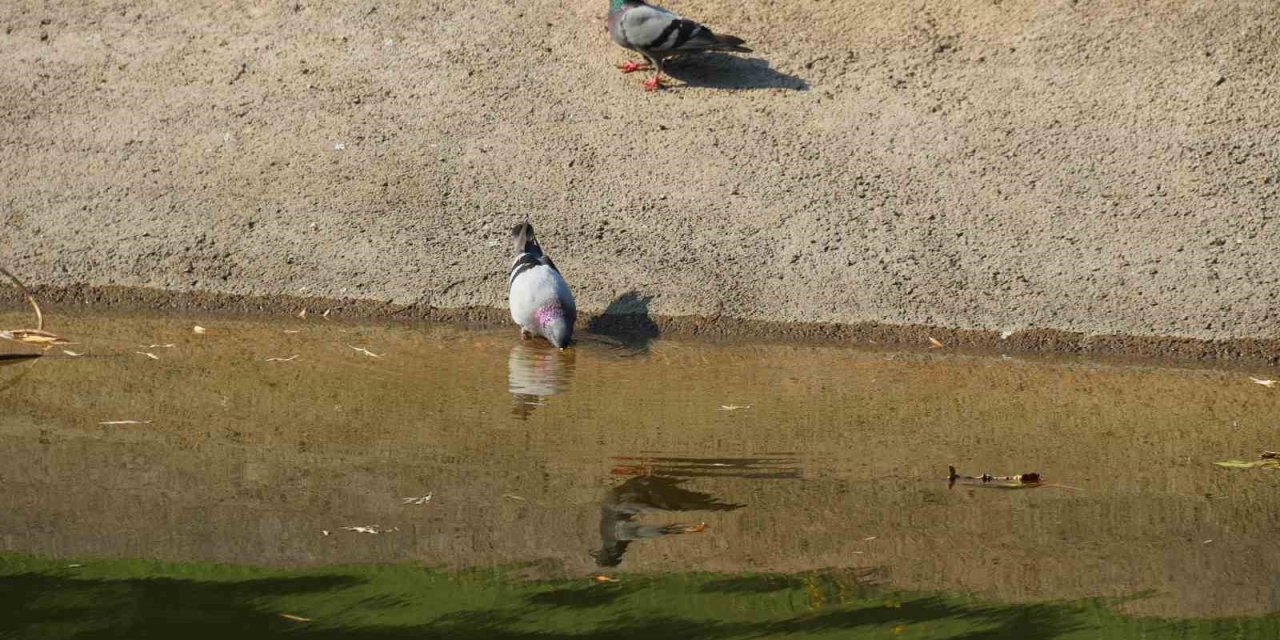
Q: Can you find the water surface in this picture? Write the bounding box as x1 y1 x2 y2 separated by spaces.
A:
1 310 1278 622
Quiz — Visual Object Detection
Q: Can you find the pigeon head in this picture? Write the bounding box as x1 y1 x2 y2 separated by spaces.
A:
537 305 573 349
590 545 626 567
510 221 540 256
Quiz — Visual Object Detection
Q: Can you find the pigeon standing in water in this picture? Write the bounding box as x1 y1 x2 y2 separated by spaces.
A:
607 0 751 91
508 222 576 349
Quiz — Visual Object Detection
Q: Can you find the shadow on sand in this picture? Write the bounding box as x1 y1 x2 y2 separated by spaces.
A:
662 53 807 91
584 291 660 352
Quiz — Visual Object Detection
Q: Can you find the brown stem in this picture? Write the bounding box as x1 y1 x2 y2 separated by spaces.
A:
0 265 42 330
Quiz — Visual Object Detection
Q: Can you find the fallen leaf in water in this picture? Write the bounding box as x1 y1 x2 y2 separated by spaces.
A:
348 345 383 358
1262 451 1278 459
283 329 301 334
61 349 82 357
279 614 311 622
342 525 398 534
321 530 330 536
99 420 152 425
685 522 707 533
892 624 906 635
66 564 83 568
928 336 944 348
1203 540 1214 544
265 355 300 362
1214 459 1280 470
193 326 207 334
720 405 751 411
146 344 175 349
136 352 159 360
402 493 433 505
297 308 307 319
593 575 620 583
1249 378 1276 387
1 329 69 345
502 494 527 501
862 536 877 541
323 308 332 319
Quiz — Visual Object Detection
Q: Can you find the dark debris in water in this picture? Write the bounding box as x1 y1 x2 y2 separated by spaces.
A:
948 465 1045 489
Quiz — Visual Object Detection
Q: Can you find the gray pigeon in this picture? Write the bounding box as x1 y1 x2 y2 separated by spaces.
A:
508 222 576 349
607 0 751 91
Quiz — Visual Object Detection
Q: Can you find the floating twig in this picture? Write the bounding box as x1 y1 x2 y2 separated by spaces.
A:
0 267 70 348
0 353 41 365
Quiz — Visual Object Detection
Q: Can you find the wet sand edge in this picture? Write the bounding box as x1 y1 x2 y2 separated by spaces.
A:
10 284 1280 366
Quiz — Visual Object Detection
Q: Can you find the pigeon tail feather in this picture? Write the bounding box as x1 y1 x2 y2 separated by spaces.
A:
712 33 751 53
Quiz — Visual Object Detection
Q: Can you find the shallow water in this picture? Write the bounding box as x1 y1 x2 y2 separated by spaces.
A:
1 310 1278 620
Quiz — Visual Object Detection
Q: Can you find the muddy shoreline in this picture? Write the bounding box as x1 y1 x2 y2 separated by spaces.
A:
11 284 1279 367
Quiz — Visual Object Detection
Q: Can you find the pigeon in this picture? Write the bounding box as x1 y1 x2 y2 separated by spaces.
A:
607 0 751 91
508 221 576 349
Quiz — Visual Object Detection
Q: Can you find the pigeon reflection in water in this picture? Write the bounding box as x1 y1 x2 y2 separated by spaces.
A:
508 341 576 420
591 475 745 568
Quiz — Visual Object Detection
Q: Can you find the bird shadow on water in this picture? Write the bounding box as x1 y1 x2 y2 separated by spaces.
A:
663 53 807 91
583 290 660 354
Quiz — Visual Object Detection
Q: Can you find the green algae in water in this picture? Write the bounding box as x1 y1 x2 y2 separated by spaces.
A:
2 553 1278 639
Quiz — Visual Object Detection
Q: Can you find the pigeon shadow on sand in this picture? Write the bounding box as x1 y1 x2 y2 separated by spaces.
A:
663 53 807 91
584 290 659 353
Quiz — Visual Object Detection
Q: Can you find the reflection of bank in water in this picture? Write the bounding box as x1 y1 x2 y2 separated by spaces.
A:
507 342 576 419
592 456 801 568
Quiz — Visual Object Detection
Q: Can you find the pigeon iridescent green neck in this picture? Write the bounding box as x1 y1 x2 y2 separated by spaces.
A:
609 0 626 11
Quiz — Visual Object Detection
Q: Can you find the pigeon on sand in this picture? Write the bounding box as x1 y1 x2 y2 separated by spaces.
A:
607 0 752 91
